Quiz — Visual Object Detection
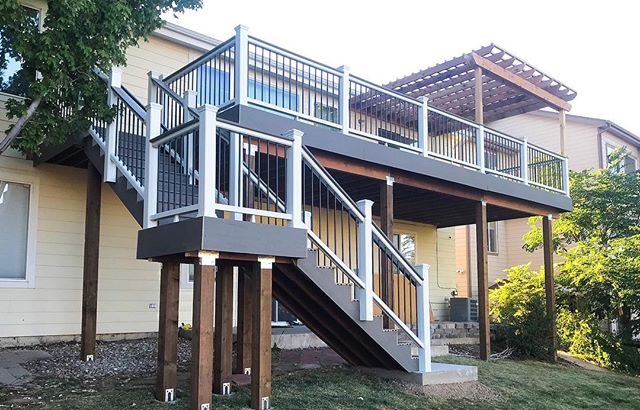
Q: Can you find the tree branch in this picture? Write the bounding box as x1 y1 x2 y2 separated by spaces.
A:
0 95 42 154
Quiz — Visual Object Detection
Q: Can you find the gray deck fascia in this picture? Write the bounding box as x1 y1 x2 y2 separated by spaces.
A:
220 104 572 213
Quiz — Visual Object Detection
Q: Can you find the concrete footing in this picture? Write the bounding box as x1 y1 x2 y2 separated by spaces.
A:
360 362 478 386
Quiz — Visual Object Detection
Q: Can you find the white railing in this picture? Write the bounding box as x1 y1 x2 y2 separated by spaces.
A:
140 94 432 370
160 26 569 196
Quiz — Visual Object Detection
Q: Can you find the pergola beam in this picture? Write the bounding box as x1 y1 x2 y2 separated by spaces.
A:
470 53 572 112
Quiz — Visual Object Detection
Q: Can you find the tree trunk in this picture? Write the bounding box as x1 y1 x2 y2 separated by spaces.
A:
0 95 42 154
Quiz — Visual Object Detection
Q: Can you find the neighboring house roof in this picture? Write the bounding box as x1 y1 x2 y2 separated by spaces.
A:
153 21 220 52
528 110 640 147
386 43 577 123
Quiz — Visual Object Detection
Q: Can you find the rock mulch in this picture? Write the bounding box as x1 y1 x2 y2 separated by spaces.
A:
19 338 192 380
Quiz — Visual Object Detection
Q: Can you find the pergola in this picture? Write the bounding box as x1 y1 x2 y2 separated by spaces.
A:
385 44 578 361
386 43 577 153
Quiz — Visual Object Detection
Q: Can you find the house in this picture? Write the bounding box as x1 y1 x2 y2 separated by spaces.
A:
1 4 569 408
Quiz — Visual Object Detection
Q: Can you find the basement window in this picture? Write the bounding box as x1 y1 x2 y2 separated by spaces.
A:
0 178 37 287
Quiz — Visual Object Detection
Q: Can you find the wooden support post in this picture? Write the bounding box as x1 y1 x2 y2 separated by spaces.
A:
380 176 394 328
80 163 102 362
191 257 216 410
213 262 234 395
543 215 557 362
559 109 567 156
156 259 180 402
235 268 253 375
475 201 490 361
251 258 273 410
474 67 484 124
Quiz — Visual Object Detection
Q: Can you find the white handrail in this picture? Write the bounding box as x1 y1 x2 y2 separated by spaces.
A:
372 294 424 348
248 36 343 77
307 230 365 289
349 75 422 106
301 150 365 222
371 227 424 285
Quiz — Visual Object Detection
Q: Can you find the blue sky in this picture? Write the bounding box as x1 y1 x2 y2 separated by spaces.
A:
165 0 639 133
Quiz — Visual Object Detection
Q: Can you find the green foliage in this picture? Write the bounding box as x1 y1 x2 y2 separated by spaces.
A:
0 0 202 154
509 153 640 371
489 264 552 359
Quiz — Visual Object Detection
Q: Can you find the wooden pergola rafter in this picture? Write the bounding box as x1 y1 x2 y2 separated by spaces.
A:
386 43 577 124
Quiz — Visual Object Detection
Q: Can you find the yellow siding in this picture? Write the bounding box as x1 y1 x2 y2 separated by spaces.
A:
122 36 203 104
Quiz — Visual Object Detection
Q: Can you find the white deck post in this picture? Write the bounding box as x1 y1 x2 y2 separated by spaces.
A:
229 132 242 220
234 25 249 106
356 200 374 321
338 65 350 135
197 104 219 217
477 125 486 173
143 102 162 229
183 90 198 181
417 96 429 157
284 129 304 228
521 136 529 185
103 67 123 182
415 263 432 372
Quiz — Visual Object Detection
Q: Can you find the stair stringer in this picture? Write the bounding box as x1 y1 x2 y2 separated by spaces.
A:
274 249 419 373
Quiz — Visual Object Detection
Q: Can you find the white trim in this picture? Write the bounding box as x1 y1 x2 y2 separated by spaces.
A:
0 172 39 288
214 204 292 220
153 22 220 52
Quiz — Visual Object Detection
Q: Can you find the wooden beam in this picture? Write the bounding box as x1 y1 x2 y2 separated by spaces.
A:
235 267 253 375
213 262 234 395
475 67 484 124
80 163 102 362
156 259 180 402
251 259 273 410
380 177 394 329
475 202 490 361
470 53 572 112
559 109 567 156
312 150 562 217
191 260 215 410
542 216 557 362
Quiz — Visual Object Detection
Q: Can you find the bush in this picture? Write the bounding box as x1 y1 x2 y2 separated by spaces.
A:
557 310 640 373
489 264 553 359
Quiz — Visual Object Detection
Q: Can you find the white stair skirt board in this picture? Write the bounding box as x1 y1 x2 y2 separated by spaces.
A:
359 363 478 386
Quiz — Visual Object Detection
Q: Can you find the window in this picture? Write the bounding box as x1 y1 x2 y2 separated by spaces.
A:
197 67 231 106
180 263 195 288
604 143 638 174
624 156 638 174
0 178 37 287
488 221 498 254
314 102 338 123
0 6 40 97
249 79 298 111
392 233 416 265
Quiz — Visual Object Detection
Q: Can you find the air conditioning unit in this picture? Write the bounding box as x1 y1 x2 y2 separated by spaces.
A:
449 297 479 322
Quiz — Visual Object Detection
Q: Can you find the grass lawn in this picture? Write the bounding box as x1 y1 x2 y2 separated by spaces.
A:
2 357 639 409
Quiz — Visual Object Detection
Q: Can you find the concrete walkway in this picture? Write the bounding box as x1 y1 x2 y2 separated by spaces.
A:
0 350 51 386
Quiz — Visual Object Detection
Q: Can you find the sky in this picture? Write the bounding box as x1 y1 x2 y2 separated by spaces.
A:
165 0 640 133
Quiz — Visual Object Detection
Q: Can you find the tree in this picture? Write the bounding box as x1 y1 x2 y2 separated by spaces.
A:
0 0 202 155
516 150 640 370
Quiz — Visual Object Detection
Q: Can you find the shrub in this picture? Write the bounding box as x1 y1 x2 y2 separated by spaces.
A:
489 264 553 359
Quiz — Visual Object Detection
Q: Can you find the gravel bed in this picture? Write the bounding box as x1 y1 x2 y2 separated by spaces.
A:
20 338 192 380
